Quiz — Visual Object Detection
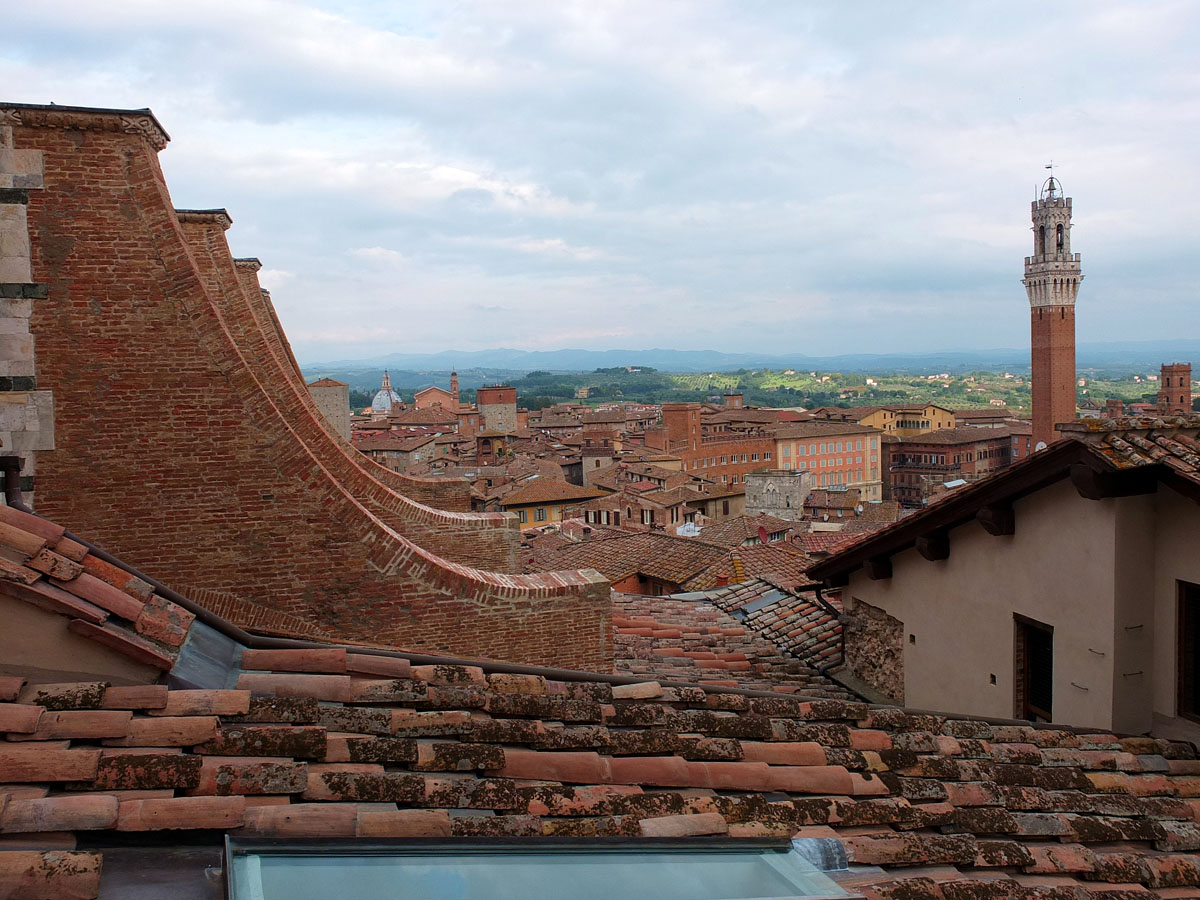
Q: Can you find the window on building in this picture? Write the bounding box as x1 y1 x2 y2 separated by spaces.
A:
722 500 730 516
533 508 547 522
1015 614 1053 722
871 438 878 449
518 510 528 523
764 451 771 460
856 440 863 451
751 453 759 461
721 475 727 483
782 445 790 457
613 512 620 526
642 509 653 525
1179 582 1200 721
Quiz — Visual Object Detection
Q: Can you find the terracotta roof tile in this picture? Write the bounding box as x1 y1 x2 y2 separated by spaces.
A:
5 512 1200 898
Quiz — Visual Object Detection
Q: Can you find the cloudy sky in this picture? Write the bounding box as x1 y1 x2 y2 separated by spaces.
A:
6 2 1199 362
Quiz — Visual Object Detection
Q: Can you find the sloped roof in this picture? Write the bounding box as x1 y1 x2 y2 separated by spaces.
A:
775 421 881 439
8 648 1200 898
705 578 844 673
499 479 605 507
896 425 1011 445
4 507 1200 897
808 419 1200 584
533 531 729 586
307 377 348 387
0 505 194 672
806 489 862 510
698 515 796 548
388 407 460 425
685 544 817 592
612 592 852 697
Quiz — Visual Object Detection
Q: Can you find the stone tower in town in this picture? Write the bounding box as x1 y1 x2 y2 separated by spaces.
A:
1158 362 1192 415
450 369 459 409
1023 174 1082 449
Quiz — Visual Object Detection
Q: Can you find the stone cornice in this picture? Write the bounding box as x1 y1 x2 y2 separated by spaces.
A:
233 257 262 272
175 208 233 230
0 103 169 151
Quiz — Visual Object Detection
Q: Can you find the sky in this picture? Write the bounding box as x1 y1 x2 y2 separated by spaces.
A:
5 1 1199 363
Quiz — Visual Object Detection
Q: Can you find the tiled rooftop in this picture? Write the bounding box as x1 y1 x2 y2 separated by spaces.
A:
1061 417 1200 489
695 515 797 548
532 532 730 586
5 509 1200 898
9 654 1200 898
0 506 195 674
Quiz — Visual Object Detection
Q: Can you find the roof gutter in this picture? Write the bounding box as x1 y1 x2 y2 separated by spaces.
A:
0 464 1118 732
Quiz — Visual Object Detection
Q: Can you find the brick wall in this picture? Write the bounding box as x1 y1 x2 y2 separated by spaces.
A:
9 104 612 670
1031 305 1076 448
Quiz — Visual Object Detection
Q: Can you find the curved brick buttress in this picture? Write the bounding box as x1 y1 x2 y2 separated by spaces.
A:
231 254 481 516
11 105 613 669
176 213 519 572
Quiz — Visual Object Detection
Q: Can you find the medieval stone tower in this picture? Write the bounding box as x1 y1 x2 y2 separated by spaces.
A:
1023 175 1082 448
1158 362 1192 415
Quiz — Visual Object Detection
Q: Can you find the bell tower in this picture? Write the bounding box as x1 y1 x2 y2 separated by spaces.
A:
1023 173 1082 449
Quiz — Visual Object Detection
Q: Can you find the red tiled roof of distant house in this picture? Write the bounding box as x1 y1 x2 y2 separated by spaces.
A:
5 509 1200 898
796 531 866 556
697 515 797 548
774 409 812 422
307 377 348 387
532 532 730 587
386 407 460 426
497 480 606 507
805 489 862 511
685 544 817 592
356 433 438 452
898 424 1012 444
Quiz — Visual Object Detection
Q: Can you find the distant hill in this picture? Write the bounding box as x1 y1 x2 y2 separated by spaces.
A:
302 339 1200 379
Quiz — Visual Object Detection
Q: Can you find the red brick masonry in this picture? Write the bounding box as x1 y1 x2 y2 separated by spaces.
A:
8 104 610 669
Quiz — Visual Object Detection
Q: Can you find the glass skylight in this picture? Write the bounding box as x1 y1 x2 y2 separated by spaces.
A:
227 839 850 900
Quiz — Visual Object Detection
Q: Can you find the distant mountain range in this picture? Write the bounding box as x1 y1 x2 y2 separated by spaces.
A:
302 340 1200 376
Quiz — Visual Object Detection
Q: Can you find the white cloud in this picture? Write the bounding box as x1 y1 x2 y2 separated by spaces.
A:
6 0 1200 359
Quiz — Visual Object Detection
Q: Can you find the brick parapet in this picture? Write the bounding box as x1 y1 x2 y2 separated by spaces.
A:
17 109 610 669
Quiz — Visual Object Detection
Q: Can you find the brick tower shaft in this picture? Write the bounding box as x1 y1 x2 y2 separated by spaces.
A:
1023 177 1082 448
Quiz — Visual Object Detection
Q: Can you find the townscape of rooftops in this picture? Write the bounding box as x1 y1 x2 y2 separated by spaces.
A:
2 22 1200 896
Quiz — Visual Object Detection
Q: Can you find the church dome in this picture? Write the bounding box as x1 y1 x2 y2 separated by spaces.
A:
371 388 402 411
371 370 402 412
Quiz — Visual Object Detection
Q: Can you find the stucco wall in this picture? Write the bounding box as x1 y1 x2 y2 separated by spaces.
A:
1151 487 1200 743
846 478 1119 729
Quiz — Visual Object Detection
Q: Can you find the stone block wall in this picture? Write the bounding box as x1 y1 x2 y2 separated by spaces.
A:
5 103 612 670
842 595 904 703
0 124 55 501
